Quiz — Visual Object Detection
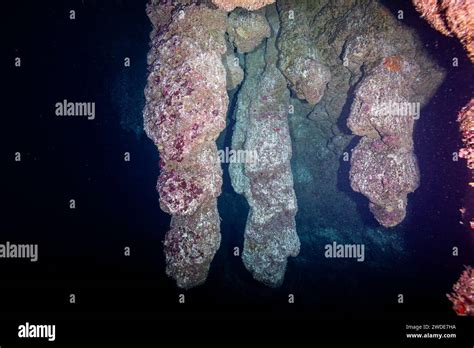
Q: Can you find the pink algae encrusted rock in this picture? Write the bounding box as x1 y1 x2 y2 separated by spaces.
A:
157 143 223 216
447 266 474 316
348 56 421 227
458 99 474 231
413 0 473 230
413 0 474 62
143 1 228 289
458 99 474 170
212 0 275 12
350 137 420 228
164 201 222 289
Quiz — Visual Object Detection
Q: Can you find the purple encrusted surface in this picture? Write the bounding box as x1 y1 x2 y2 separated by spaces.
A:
143 2 228 289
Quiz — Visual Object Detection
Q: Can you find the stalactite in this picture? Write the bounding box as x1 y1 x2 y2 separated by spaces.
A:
229 5 300 287
143 1 228 289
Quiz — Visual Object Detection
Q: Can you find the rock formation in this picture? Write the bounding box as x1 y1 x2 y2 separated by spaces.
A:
229 5 300 287
458 99 474 172
413 0 474 231
458 99 474 231
276 0 443 228
347 57 422 227
223 49 244 90
143 0 453 288
143 1 228 289
276 1 331 105
447 266 474 316
212 0 275 12
413 0 474 62
227 9 271 54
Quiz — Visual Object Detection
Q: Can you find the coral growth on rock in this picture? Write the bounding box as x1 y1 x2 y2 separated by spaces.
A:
164 201 222 288
310 0 444 228
413 0 474 62
229 5 299 287
458 99 474 171
458 99 474 231
350 136 420 227
413 0 473 231
212 0 274 12
447 266 474 316
383 55 403 72
142 0 452 289
143 1 228 289
348 56 422 227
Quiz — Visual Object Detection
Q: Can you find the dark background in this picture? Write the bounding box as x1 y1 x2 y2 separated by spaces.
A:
3 0 474 344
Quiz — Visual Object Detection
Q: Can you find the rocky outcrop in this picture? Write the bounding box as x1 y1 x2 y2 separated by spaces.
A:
143 1 228 289
276 1 331 105
223 49 244 90
447 266 474 316
275 0 444 228
413 0 474 62
458 99 474 171
227 9 271 53
341 6 446 227
349 64 432 228
458 99 474 231
347 57 423 227
413 0 473 231
229 5 299 287
142 0 453 289
212 0 274 12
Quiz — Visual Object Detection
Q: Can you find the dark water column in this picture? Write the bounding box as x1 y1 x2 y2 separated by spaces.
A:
412 0 474 231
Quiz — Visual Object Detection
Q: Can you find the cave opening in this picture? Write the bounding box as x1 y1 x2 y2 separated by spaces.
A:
140 0 473 310
207 0 473 307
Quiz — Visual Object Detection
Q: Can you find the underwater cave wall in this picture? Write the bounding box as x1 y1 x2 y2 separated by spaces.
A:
275 0 444 228
143 0 455 289
412 0 473 231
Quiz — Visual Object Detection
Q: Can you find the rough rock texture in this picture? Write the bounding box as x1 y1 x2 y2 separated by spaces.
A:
447 266 474 316
350 136 420 228
413 0 473 231
278 0 444 230
276 1 331 105
227 9 271 53
347 57 423 227
413 0 474 62
212 0 274 12
276 0 444 228
164 201 222 288
458 99 474 231
458 99 474 171
142 0 451 289
143 1 228 289
278 0 443 123
229 4 299 287
223 49 244 90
